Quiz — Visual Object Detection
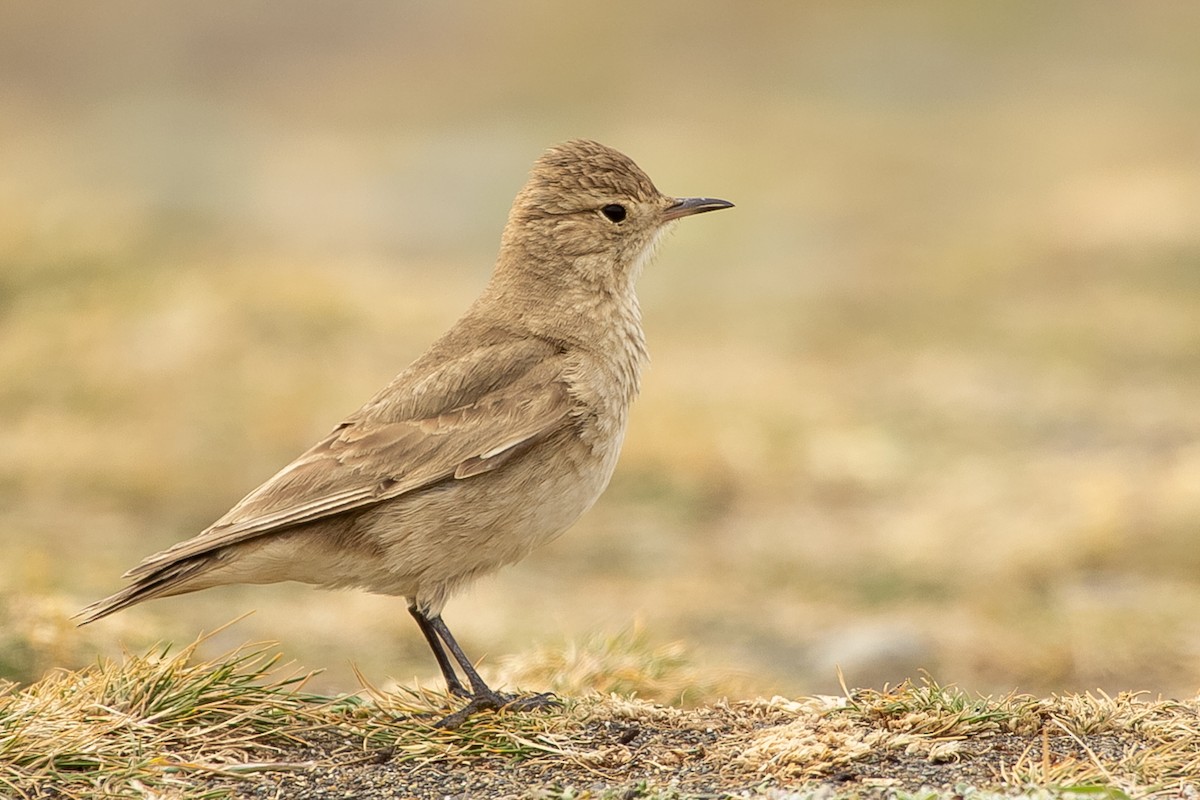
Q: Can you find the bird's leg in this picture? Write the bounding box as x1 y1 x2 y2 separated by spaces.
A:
425 612 507 705
422 611 559 729
408 605 471 698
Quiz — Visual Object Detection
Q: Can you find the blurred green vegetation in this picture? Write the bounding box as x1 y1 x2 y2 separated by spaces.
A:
1 3 1198 699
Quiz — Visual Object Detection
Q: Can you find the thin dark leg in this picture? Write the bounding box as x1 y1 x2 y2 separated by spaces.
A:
424 612 559 729
408 605 470 698
425 612 503 699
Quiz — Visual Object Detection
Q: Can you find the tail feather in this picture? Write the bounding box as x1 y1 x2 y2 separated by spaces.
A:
75 559 209 625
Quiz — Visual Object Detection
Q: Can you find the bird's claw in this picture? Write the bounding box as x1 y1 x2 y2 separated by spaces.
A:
434 690 561 729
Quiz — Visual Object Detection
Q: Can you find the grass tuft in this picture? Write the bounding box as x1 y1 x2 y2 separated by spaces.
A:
0 631 324 799
487 622 747 706
842 674 1042 737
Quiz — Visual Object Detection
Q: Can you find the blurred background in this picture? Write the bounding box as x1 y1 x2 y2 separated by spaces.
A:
2 2 1199 700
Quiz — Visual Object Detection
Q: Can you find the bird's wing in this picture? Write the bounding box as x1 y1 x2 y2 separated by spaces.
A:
125 349 574 578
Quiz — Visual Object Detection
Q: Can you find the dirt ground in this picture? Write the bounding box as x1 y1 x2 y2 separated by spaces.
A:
194 693 1173 800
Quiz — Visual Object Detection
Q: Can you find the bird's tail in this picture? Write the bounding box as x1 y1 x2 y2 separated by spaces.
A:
74 559 209 625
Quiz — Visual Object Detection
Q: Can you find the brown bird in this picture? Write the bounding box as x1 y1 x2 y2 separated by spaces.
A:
77 139 732 727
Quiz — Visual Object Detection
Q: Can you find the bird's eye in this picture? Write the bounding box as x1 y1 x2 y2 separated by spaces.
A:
600 204 627 223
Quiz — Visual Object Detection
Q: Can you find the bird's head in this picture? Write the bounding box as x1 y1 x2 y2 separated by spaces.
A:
499 139 732 291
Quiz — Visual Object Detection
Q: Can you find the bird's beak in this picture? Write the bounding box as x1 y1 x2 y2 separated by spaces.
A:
663 196 735 221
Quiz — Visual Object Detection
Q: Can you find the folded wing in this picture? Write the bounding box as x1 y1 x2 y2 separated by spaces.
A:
125 343 575 579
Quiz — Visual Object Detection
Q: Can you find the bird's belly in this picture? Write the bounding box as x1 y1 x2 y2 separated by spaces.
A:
212 427 622 612
358 427 620 609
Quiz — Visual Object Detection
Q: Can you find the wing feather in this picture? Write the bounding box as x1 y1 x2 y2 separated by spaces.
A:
125 343 574 578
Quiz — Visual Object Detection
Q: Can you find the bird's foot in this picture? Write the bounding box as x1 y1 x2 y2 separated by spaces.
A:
434 690 561 730
502 691 560 712
445 680 473 700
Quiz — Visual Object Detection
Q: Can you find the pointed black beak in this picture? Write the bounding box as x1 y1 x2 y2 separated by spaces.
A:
663 196 735 221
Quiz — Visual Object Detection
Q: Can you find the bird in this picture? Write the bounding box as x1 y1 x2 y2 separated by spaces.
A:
77 139 733 727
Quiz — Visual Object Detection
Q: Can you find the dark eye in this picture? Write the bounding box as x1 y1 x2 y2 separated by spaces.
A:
600 204 627 223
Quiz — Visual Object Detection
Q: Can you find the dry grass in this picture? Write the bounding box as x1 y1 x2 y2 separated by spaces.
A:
4 632 1200 799
0 630 323 798
488 621 751 707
